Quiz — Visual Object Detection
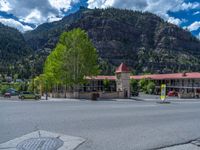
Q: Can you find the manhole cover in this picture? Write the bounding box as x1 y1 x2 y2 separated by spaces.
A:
16 137 64 150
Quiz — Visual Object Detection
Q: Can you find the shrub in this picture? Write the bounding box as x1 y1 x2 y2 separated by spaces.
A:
0 84 9 94
130 79 139 93
139 78 149 92
103 78 110 91
147 81 156 94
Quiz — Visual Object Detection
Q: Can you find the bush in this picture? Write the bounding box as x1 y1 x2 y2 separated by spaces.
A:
139 78 155 94
130 79 139 93
139 78 149 92
0 84 9 94
147 81 155 94
103 78 110 91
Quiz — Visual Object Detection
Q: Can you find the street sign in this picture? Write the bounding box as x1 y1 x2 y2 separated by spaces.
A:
160 84 166 101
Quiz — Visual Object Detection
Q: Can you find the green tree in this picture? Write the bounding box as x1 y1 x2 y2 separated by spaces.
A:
139 78 155 94
44 28 99 95
130 78 139 93
103 78 110 91
27 79 34 92
0 84 9 94
147 81 156 94
13 74 18 81
139 78 149 93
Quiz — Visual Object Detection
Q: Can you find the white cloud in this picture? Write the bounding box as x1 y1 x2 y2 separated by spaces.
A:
88 0 147 10
193 11 200 15
0 0 199 32
20 9 45 25
168 17 182 25
188 21 200 31
173 2 200 11
48 0 77 12
1 0 79 27
0 17 33 32
87 0 199 26
87 0 200 12
0 0 11 11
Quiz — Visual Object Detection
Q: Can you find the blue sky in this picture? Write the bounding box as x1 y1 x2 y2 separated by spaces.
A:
0 0 199 39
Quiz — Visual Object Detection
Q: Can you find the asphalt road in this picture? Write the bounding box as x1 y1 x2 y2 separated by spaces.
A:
0 98 200 150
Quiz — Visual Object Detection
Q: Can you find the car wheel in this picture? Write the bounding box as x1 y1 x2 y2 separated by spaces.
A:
21 97 24 100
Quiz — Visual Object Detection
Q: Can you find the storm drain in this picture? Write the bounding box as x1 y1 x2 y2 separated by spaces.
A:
0 130 85 150
16 137 63 150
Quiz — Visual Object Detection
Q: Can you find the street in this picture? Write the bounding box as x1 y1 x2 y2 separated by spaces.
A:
0 99 200 150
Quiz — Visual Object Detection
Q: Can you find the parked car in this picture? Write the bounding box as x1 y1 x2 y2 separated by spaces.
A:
6 88 19 96
4 92 11 98
167 91 178 97
18 91 41 100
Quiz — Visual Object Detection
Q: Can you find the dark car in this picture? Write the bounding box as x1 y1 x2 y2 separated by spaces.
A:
6 88 19 96
19 91 41 100
4 92 11 98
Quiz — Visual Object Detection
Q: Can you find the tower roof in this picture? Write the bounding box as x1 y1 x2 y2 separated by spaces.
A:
115 63 130 73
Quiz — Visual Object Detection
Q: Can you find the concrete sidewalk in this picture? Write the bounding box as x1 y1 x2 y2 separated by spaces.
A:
41 97 82 101
132 93 200 102
40 97 136 102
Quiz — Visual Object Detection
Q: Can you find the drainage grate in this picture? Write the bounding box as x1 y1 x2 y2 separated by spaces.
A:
16 137 64 150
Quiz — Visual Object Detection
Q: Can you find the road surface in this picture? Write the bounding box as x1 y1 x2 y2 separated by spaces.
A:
0 98 200 150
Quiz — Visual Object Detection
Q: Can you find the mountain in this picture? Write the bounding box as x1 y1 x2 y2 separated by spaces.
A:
1 8 200 78
0 23 33 78
24 8 200 76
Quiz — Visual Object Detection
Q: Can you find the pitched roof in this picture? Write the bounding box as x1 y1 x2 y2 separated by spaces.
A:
131 72 200 80
115 63 130 73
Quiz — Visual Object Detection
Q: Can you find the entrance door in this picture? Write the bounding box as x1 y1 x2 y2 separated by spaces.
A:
124 89 128 98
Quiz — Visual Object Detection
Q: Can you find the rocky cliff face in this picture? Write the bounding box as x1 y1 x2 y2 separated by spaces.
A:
24 8 200 75
1 8 200 78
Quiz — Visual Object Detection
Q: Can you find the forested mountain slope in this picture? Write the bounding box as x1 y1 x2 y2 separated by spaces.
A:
1 8 200 78
24 8 200 75
0 23 33 78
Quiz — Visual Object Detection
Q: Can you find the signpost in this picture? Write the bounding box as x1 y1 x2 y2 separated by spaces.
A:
160 84 166 101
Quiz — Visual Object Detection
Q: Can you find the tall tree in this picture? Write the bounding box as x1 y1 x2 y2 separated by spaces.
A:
44 28 99 94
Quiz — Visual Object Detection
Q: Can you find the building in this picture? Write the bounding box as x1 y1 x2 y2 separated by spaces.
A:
84 63 131 99
131 72 200 98
52 63 200 99
52 63 131 99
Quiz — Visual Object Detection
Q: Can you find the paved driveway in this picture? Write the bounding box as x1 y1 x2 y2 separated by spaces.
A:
0 99 200 150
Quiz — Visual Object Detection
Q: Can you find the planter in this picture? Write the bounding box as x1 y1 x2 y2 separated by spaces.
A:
91 93 99 101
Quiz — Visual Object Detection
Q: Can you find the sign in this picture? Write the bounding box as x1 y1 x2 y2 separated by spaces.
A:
160 84 166 101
